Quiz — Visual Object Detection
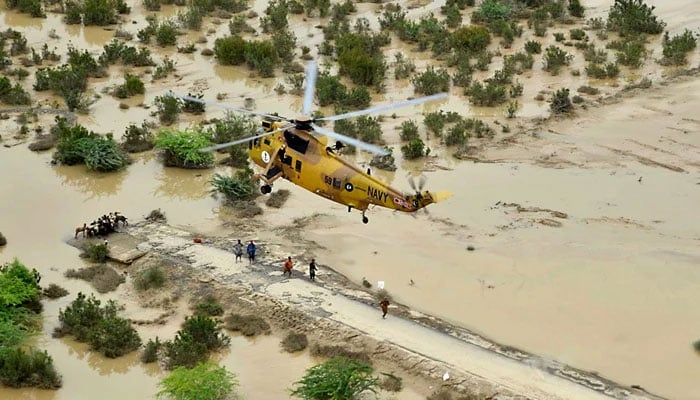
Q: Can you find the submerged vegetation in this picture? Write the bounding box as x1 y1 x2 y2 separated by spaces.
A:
154 128 215 169
291 356 378 400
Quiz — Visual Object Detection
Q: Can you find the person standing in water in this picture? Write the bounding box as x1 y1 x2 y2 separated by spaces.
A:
233 239 243 263
309 258 318 281
247 241 256 264
379 299 390 319
283 256 293 277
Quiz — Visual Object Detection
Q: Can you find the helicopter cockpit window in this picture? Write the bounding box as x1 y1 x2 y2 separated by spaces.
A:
283 131 309 154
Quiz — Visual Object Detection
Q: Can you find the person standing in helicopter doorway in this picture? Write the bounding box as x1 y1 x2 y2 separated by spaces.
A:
233 239 243 263
247 241 256 265
309 258 318 281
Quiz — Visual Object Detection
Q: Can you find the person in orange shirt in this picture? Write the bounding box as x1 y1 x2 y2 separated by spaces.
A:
283 256 293 277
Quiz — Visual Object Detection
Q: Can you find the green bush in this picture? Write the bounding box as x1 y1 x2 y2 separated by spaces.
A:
401 137 427 160
0 77 31 105
153 95 182 125
134 266 167 291
0 348 62 389
141 337 161 363
399 120 419 141
393 52 415 80
550 88 572 114
158 361 237 400
569 0 584 17
121 121 155 153
6 0 46 17
244 39 278 77
450 26 491 53
179 314 229 351
468 80 507 106
81 137 130 172
115 73 145 98
82 0 118 26
337 46 386 87
291 356 378 400
570 29 586 40
178 6 203 30
613 38 646 68
214 35 247 65
224 313 270 336
56 292 141 358
524 40 541 54
585 62 620 78
473 0 510 24
661 30 697 65
155 20 179 47
543 45 573 75
154 127 214 168
211 167 256 202
281 332 308 353
194 295 224 316
163 315 230 369
607 0 665 36
412 67 450 95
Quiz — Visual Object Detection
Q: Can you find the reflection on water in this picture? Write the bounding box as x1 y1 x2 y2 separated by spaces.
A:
52 165 126 200
153 165 218 200
62 338 140 376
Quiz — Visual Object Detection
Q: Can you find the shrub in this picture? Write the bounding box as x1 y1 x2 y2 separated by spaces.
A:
155 128 214 168
114 73 145 98
141 337 161 363
0 77 31 105
577 85 600 95
569 0 584 17
146 208 167 222
265 189 290 208
43 284 69 299
6 0 46 17
56 293 141 357
401 138 427 160
155 20 179 47
181 92 205 114
399 120 419 141
163 331 209 369
694 339 700 353
585 62 620 78
214 35 247 65
82 0 118 26
122 121 155 153
206 113 254 166
291 356 379 400
65 265 125 293
570 29 586 40
661 30 697 65
0 232 6 246
412 67 450 95
180 314 230 351
82 243 109 262
281 332 308 353
524 40 541 54
194 295 223 316
133 266 167 291
550 88 572 114
468 80 507 106
0 348 62 389
450 26 491 53
337 46 386 87
244 39 278 77
614 38 646 68
224 313 270 336
158 361 238 400
607 0 665 36
543 45 573 75
153 95 181 125
211 167 256 202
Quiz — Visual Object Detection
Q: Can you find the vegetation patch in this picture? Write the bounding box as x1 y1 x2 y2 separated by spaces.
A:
265 189 290 208
146 208 167 222
291 356 378 400
224 313 270 336
194 295 224 316
309 343 372 365
54 292 141 358
141 337 161 363
121 121 155 153
163 314 230 369
379 372 403 392
154 127 215 169
43 284 69 299
65 264 125 293
660 30 697 66
281 332 308 353
79 242 110 263
607 0 665 36
0 232 6 246
52 118 129 171
158 361 238 400
133 265 167 291
550 88 573 115
0 347 62 389
211 167 256 202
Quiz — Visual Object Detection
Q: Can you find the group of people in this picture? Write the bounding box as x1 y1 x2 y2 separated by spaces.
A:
230 239 390 318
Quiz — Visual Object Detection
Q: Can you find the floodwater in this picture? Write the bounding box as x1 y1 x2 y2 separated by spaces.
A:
2 0 700 399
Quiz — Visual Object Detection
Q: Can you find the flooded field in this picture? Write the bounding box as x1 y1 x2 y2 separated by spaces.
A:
2 0 700 399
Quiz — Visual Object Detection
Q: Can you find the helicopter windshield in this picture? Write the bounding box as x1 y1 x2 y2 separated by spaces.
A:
284 131 309 154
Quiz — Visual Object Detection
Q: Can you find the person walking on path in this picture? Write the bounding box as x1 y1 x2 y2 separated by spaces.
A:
379 299 390 319
233 239 243 263
247 241 256 264
309 258 318 281
283 256 293 277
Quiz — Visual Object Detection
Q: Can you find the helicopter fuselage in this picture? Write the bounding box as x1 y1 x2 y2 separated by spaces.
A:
247 121 436 214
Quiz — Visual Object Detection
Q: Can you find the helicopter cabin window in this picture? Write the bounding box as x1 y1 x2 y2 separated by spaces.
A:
263 138 271 145
283 131 309 154
295 160 302 172
332 178 341 189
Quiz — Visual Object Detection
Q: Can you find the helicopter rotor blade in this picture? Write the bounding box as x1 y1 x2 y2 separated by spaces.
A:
198 125 291 152
408 176 417 191
317 93 448 122
418 174 427 191
301 61 318 116
167 92 287 121
311 123 390 156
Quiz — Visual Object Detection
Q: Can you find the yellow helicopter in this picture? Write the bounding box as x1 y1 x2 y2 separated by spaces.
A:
172 62 451 224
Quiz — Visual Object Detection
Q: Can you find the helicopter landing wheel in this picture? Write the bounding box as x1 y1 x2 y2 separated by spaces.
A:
261 184 272 195
362 212 369 224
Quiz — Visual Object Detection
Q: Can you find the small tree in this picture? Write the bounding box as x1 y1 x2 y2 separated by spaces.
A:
154 128 215 169
291 356 379 400
550 88 572 114
158 361 238 400
607 0 665 36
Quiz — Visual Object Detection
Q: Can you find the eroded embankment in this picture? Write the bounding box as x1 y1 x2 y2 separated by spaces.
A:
86 221 667 400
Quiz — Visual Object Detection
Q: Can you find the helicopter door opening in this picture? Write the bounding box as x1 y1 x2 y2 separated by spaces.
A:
283 131 309 154
295 160 302 172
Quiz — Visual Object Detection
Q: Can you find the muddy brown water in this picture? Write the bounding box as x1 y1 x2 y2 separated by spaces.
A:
2 1 700 399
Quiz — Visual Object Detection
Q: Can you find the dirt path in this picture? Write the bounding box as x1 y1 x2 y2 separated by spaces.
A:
112 221 664 400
